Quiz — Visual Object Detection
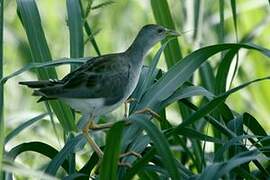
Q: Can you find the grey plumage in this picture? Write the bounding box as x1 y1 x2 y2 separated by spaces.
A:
19 24 179 127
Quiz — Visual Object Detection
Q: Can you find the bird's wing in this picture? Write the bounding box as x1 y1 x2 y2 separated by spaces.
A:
37 54 130 104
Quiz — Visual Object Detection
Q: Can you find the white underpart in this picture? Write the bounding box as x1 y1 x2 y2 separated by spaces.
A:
61 97 105 116
60 62 143 129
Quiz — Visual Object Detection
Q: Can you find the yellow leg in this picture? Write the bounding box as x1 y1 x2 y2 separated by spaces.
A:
82 121 104 158
133 107 160 119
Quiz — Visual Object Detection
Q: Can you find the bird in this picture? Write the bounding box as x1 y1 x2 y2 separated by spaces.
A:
19 24 180 159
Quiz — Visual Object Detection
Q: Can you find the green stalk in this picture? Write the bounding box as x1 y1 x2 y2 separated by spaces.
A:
0 0 4 177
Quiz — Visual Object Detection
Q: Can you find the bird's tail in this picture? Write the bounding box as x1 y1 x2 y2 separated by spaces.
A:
19 80 59 102
19 80 56 88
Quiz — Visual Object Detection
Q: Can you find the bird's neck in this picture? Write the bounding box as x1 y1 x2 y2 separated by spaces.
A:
125 35 153 64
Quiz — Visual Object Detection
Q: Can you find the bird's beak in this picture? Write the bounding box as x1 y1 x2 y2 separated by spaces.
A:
165 28 181 36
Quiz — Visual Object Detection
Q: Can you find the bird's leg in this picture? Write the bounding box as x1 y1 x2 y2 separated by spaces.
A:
124 98 136 118
133 107 161 119
82 121 104 158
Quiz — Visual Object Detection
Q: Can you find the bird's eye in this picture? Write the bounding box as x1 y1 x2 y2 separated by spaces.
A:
157 28 164 33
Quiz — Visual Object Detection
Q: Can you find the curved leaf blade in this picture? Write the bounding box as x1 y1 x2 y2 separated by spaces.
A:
132 115 181 180
5 113 48 143
100 121 125 180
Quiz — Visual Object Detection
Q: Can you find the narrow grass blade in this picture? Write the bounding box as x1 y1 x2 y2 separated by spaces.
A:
7 141 70 172
5 113 48 143
193 0 204 42
214 134 259 162
218 0 225 44
17 0 76 131
3 161 58 180
0 0 4 176
79 152 99 178
161 84 214 108
1 58 88 84
134 41 170 105
243 113 270 157
230 0 238 41
138 43 270 111
132 115 181 180
91 1 115 10
229 0 239 88
215 48 239 94
150 0 189 123
173 127 223 144
79 1 101 56
45 134 84 175
66 0 84 71
199 150 260 180
100 121 124 180
199 62 215 92
175 76 270 131
150 0 183 67
124 148 156 180
63 173 87 180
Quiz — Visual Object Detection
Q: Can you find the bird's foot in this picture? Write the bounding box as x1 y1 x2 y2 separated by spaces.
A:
118 151 142 168
120 151 142 159
82 122 104 158
133 107 160 119
124 98 137 119
89 121 132 131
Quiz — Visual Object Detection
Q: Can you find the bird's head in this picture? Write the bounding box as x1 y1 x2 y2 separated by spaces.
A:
127 24 180 58
138 24 180 46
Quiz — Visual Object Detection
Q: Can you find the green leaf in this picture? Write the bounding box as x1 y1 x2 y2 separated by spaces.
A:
7 141 70 172
230 0 238 41
3 161 58 180
215 48 239 94
124 148 156 180
5 113 48 144
243 113 270 157
199 150 260 180
100 121 125 180
173 127 223 144
175 76 270 131
78 152 99 178
91 1 115 10
63 173 87 180
218 0 225 44
193 0 203 42
199 62 215 92
0 0 4 176
66 0 84 71
45 134 84 175
1 58 88 84
132 115 181 180
150 0 183 67
79 1 101 56
214 134 259 162
138 43 270 111
161 84 214 108
16 0 76 131
134 41 170 105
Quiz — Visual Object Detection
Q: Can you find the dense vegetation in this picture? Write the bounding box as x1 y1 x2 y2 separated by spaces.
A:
1 0 270 179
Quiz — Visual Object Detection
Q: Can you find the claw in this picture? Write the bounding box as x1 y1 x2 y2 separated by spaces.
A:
89 121 132 131
134 107 160 119
120 151 142 158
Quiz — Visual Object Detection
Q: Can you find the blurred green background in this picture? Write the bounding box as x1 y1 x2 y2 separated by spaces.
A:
2 0 270 177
